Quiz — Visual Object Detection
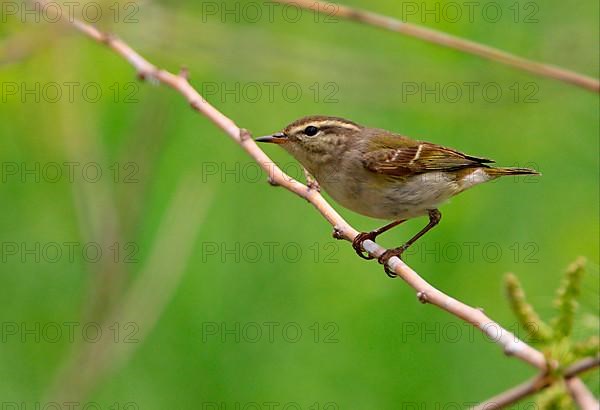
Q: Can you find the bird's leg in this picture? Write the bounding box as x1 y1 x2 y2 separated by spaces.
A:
378 209 442 278
352 219 406 260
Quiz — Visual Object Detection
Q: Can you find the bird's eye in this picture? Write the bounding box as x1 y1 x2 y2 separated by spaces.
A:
304 126 318 136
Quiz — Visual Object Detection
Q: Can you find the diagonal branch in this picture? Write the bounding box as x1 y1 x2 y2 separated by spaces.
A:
471 374 547 410
29 0 551 373
472 356 600 410
273 0 599 93
566 377 600 410
565 356 600 376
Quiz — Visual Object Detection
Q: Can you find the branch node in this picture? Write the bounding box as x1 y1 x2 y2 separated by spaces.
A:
332 227 344 240
417 291 429 304
136 67 161 85
179 66 190 80
100 31 115 45
190 100 201 111
239 128 252 141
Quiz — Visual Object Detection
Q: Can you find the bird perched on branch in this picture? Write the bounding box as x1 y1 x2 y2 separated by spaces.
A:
256 115 539 277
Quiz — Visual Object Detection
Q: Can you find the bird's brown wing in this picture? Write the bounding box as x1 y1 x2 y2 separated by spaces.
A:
362 142 494 177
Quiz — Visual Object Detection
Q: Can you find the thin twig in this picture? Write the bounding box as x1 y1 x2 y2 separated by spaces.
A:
273 0 599 93
30 0 551 373
471 374 547 410
565 356 600 377
472 357 600 409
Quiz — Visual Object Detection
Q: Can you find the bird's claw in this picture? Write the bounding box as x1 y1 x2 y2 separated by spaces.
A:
306 179 320 192
352 232 377 260
377 245 409 278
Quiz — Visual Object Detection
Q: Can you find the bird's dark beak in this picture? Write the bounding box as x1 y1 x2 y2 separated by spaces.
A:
255 132 287 144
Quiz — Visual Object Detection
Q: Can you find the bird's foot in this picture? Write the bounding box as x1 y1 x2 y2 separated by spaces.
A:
352 231 379 260
306 179 320 192
377 244 409 278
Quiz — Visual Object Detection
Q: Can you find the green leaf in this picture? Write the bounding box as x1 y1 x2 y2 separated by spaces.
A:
552 257 586 340
504 272 552 344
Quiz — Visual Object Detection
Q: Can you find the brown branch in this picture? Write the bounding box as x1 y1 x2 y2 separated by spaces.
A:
274 0 600 93
471 374 547 410
30 0 551 374
565 356 600 377
472 357 600 410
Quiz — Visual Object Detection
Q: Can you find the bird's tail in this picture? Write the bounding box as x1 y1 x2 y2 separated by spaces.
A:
485 167 541 177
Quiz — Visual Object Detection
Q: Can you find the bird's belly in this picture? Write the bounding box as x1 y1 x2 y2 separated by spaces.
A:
320 172 459 220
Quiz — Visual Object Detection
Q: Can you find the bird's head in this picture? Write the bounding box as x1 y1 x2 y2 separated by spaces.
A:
255 115 363 170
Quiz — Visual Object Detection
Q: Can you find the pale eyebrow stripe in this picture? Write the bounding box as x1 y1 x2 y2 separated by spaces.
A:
321 121 360 130
288 120 360 134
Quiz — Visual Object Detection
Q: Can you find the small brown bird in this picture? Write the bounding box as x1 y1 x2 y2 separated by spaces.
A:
256 115 539 277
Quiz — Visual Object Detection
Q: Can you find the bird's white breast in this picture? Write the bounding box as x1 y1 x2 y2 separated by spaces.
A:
316 165 489 220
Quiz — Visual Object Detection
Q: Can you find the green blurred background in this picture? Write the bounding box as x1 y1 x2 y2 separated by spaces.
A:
0 0 598 408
